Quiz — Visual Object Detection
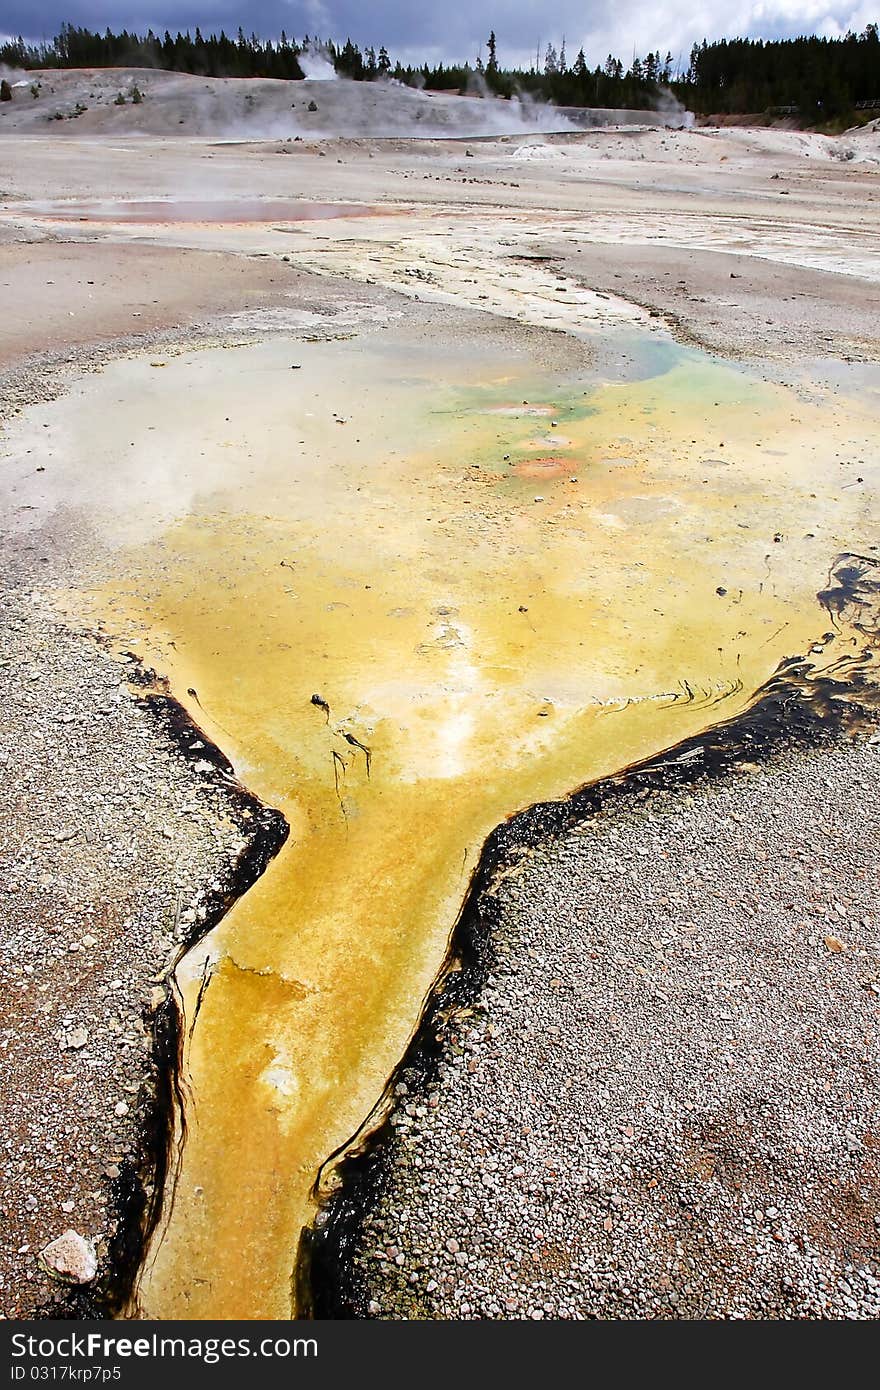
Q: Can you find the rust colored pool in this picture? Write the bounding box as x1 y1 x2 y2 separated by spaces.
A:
12 198 381 224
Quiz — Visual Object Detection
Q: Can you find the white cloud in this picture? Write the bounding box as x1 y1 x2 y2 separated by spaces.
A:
483 2 879 71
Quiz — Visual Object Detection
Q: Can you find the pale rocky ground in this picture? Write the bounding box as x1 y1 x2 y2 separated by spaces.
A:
1 86 877 366
0 73 878 1319
0 68 675 139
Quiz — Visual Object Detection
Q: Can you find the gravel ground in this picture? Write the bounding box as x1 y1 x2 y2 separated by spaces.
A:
329 730 880 1320
0 550 282 1318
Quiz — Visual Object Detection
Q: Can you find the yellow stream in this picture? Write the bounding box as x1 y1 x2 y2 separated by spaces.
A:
37 328 877 1319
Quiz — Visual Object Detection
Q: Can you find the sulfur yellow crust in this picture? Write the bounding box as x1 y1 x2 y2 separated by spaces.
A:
50 328 878 1319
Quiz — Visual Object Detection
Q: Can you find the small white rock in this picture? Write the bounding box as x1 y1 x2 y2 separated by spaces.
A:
39 1230 97 1285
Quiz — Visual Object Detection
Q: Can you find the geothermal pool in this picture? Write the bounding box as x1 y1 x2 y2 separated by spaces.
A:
5 311 878 1318
11 198 383 224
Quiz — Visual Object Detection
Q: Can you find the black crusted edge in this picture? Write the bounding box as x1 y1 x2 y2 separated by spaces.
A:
300 552 880 1318
36 670 288 1319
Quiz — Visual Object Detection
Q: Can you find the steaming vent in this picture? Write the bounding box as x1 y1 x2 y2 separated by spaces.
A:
298 47 338 82
0 65 692 139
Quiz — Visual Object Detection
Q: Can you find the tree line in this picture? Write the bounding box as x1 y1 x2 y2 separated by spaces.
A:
685 30 879 117
1 22 877 120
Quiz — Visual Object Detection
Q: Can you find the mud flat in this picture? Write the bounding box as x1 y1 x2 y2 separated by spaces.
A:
0 87 879 1320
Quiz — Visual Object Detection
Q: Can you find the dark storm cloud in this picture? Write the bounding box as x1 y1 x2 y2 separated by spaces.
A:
3 1 876 68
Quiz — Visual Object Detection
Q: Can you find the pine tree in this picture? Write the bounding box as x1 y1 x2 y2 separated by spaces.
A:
486 30 498 75
337 38 364 79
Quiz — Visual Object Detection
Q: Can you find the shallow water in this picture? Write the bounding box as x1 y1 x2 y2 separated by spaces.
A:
6 198 382 224
8 321 878 1318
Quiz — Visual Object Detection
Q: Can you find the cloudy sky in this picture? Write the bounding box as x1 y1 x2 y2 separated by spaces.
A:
4 1 878 70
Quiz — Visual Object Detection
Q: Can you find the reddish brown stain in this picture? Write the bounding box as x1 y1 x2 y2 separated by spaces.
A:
512 456 573 478
19 199 383 225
